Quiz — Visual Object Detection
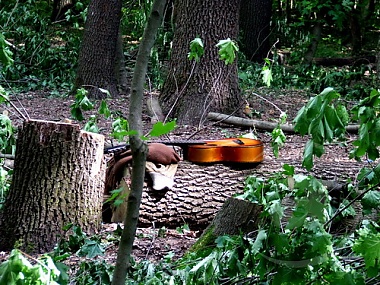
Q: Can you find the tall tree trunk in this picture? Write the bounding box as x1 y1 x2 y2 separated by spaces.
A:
114 29 129 94
239 0 272 63
304 20 322 65
0 120 105 253
159 0 242 126
74 0 122 99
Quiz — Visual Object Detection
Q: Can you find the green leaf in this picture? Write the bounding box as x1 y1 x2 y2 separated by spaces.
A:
70 107 84 121
362 190 380 211
353 228 380 277
188 37 204 62
216 38 239 65
252 230 267 253
293 106 309 135
83 116 99 133
149 120 176 137
302 140 314 170
77 240 105 258
79 95 94 111
271 126 286 158
98 100 111 118
0 33 14 70
261 67 273 87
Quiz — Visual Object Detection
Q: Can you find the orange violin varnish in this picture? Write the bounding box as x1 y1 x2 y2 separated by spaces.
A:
187 138 264 163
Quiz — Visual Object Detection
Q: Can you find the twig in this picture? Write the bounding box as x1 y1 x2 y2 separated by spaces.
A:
0 90 28 121
0 153 15 159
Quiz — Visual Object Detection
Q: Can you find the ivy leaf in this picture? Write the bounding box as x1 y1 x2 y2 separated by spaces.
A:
149 120 176 137
287 201 308 229
77 240 104 258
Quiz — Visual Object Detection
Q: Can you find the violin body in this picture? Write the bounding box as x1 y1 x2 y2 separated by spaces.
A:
186 138 264 163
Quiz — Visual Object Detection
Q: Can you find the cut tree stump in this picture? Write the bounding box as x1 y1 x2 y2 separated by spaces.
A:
0 119 105 253
189 197 262 252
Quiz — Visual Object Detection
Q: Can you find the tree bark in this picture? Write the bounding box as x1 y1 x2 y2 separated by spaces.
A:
239 0 272 63
189 197 262 252
159 0 242 126
0 120 105 253
74 0 122 99
129 156 365 230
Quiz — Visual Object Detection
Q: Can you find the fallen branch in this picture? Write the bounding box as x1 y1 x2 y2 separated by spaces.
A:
207 112 359 134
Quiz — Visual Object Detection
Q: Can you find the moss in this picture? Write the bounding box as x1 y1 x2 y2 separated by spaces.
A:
185 225 217 256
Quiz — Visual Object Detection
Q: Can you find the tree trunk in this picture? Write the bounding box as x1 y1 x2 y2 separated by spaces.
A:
304 20 322 65
114 29 129 94
0 120 105 253
239 0 272 63
111 156 366 230
159 0 242 126
74 0 122 99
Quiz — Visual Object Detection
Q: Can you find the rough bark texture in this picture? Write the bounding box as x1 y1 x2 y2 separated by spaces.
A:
134 155 365 230
0 120 105 253
239 0 272 63
74 0 122 99
159 0 242 126
189 197 262 252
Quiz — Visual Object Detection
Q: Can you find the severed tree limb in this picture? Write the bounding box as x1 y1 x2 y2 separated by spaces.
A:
207 112 360 134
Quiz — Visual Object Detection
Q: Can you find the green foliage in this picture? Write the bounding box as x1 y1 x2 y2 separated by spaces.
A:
261 58 273 87
0 33 13 71
350 89 380 160
293 87 348 170
353 224 380 277
0 249 63 285
216 38 239 65
73 260 113 285
54 224 104 259
148 120 176 137
271 112 287 158
111 117 137 141
0 1 87 92
70 88 94 121
188 37 204 62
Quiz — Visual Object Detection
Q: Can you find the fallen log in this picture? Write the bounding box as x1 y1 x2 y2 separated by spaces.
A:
207 112 359 134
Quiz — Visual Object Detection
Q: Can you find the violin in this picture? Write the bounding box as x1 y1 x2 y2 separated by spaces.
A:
186 138 264 163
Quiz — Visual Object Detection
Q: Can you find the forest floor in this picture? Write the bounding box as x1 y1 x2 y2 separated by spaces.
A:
0 87 362 276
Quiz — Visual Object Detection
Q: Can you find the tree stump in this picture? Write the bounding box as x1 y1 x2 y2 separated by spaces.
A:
189 197 262 252
0 120 105 253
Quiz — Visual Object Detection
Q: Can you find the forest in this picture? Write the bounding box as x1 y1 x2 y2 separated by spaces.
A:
0 0 380 284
